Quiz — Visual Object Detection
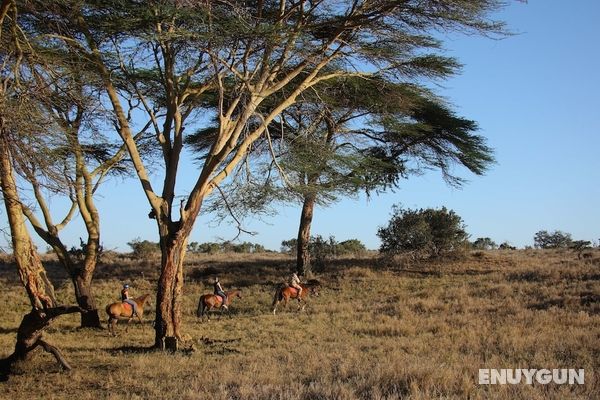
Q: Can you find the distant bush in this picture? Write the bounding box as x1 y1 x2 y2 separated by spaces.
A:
280 239 298 255
534 230 572 249
377 206 469 259
280 236 367 258
187 241 266 254
498 241 516 250
338 239 367 256
68 237 104 260
471 237 497 250
570 240 592 259
127 238 160 259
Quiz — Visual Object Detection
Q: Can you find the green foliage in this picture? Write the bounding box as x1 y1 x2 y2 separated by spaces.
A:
127 238 160 259
378 206 469 259
499 242 516 250
533 230 573 249
68 238 104 261
570 240 592 259
281 236 366 257
472 237 497 250
338 239 368 256
187 241 266 254
280 239 298 255
570 240 592 252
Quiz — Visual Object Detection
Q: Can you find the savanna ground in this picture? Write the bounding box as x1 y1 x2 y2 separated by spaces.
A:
0 249 598 399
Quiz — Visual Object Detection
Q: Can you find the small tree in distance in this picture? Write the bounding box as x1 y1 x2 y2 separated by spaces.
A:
534 230 573 249
378 206 469 259
127 238 160 259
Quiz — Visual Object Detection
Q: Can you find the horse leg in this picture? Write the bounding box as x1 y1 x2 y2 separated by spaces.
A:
109 317 118 336
299 298 306 312
198 302 205 321
272 291 281 315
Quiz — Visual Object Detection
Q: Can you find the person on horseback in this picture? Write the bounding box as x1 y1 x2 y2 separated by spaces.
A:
289 272 303 298
121 284 138 318
213 277 228 310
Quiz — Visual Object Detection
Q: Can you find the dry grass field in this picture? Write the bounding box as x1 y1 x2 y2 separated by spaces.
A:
0 250 598 399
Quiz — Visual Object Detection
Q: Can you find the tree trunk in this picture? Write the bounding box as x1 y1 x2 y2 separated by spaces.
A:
40 237 102 328
76 235 102 328
0 123 80 379
0 128 56 309
73 275 101 328
296 194 316 276
154 225 187 351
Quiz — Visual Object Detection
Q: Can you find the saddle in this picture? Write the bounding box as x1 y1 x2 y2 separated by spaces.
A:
214 294 224 304
121 301 136 317
288 287 299 296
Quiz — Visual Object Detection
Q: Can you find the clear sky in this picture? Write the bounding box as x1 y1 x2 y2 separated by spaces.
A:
2 1 599 252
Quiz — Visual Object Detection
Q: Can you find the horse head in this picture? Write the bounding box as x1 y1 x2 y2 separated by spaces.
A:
305 280 321 297
137 294 152 307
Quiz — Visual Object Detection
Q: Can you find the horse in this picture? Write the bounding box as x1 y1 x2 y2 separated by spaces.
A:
272 282 320 315
105 294 151 336
196 289 242 321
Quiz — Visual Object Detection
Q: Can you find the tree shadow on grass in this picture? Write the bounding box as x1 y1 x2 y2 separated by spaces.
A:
106 345 156 355
198 336 243 355
0 327 17 334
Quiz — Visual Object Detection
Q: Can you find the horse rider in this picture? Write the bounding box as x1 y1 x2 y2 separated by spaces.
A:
289 272 303 298
214 277 228 310
121 284 138 317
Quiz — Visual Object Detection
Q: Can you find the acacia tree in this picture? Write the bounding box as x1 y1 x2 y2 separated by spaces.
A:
0 119 80 378
0 0 81 376
14 74 134 328
22 0 505 349
0 6 135 328
269 77 493 275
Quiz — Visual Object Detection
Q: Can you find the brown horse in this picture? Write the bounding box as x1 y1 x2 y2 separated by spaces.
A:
272 282 319 315
105 294 151 336
196 289 242 321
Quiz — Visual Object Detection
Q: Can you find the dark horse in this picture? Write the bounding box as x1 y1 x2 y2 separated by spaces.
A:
272 282 319 315
105 294 151 336
196 289 242 321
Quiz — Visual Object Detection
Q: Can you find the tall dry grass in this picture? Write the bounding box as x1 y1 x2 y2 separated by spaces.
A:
0 249 598 399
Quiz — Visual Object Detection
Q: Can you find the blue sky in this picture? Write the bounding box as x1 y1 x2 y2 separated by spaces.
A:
2 1 599 252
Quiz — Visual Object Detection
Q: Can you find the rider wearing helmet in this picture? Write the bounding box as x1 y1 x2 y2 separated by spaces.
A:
121 284 138 317
213 277 228 310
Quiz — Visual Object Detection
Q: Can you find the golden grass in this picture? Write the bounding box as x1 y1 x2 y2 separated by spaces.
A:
0 249 598 399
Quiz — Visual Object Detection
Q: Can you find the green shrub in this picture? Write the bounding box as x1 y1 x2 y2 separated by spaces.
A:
533 230 572 249
127 238 160 259
377 206 469 259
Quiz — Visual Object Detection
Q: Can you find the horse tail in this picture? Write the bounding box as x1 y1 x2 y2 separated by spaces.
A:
105 303 117 318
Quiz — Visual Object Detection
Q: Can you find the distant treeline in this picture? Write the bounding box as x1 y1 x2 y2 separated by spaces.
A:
124 236 368 259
